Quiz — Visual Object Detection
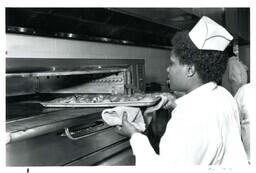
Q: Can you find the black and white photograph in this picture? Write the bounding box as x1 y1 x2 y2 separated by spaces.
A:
1 0 255 172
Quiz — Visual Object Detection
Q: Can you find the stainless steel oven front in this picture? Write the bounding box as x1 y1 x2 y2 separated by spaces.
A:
6 58 145 166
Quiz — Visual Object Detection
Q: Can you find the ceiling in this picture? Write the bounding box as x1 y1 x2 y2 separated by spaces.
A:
112 8 224 30
6 8 225 49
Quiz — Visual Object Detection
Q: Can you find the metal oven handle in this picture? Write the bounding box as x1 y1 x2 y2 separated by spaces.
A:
64 126 112 141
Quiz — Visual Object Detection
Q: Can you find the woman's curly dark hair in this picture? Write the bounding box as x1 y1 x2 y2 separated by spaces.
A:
171 31 229 84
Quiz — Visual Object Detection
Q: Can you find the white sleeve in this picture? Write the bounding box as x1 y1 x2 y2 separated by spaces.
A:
130 133 160 166
130 117 214 165
234 85 247 122
159 107 223 165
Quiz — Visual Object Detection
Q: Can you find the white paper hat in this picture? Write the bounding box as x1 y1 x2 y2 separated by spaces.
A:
189 16 233 51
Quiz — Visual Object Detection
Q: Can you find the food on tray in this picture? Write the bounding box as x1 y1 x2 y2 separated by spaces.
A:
45 93 160 106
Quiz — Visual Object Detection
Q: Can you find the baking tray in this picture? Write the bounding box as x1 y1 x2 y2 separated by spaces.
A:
40 94 160 108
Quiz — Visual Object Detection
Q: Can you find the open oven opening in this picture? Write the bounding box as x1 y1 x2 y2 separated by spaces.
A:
6 58 145 166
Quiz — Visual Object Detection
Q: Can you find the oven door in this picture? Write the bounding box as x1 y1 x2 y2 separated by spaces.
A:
6 120 135 166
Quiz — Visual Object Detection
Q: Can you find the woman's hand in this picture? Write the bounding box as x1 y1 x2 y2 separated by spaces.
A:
142 93 176 125
144 93 176 115
161 92 177 110
116 111 140 137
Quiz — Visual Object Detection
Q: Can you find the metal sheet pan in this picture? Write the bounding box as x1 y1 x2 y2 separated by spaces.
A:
41 100 159 107
40 94 160 108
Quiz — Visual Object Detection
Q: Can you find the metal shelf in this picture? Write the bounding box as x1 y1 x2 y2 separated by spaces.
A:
6 68 127 78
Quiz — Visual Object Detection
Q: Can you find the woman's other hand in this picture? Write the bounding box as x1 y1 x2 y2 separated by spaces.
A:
144 93 176 115
142 93 176 126
161 92 177 110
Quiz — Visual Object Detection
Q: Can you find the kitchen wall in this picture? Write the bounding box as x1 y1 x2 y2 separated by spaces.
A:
7 34 250 92
6 34 171 92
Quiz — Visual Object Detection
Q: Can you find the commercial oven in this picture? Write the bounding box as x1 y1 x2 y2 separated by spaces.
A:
6 58 146 166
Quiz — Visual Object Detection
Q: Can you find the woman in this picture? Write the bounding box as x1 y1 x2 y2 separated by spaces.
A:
222 43 248 96
117 16 248 166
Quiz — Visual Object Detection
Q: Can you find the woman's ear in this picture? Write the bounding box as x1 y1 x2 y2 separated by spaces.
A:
186 64 196 78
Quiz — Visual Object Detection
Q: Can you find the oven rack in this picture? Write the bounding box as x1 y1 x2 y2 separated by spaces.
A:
6 67 128 78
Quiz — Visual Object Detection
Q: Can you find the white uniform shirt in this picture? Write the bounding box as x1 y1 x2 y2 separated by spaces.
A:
235 83 253 162
130 82 248 166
